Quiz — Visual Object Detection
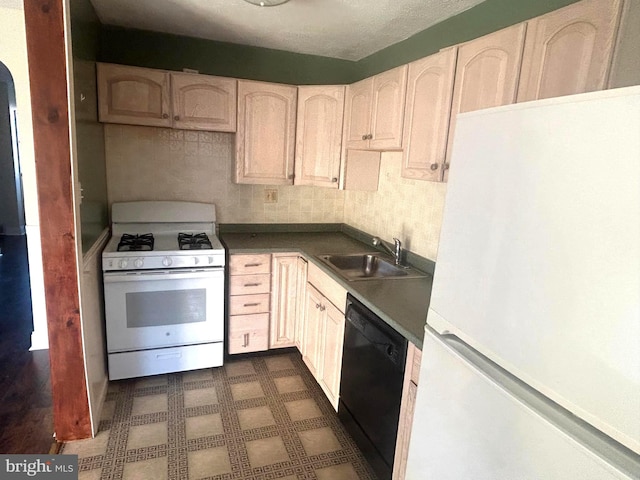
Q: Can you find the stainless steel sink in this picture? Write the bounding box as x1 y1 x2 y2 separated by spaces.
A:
316 253 426 281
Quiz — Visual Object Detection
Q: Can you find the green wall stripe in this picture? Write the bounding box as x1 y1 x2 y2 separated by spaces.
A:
97 0 584 84
99 26 357 85
354 0 582 79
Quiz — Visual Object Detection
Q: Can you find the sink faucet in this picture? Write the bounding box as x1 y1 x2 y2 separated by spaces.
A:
372 236 402 266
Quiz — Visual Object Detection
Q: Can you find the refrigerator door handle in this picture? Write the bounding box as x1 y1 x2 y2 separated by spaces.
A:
430 328 640 479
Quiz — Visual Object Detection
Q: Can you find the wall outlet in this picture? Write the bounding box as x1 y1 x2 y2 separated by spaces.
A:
264 189 278 203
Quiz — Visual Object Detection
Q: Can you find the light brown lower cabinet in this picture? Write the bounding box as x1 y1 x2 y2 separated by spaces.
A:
393 343 422 480
228 254 272 354
302 283 345 410
270 254 306 349
301 262 347 410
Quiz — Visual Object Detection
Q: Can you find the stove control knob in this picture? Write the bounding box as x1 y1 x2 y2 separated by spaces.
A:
162 257 173 267
134 258 144 268
118 259 128 269
193 257 200 265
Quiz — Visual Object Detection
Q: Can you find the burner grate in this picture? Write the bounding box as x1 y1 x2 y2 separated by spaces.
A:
117 233 154 252
178 232 213 250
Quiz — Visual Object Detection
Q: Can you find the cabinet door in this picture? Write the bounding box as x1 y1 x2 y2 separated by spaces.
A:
344 77 373 149
318 300 345 411
392 343 421 480
294 86 345 188
444 23 526 181
369 65 408 150
401 48 457 181
294 257 308 350
270 255 298 349
228 313 269 354
302 284 323 377
517 0 622 102
97 63 171 127
171 73 237 131
235 80 297 184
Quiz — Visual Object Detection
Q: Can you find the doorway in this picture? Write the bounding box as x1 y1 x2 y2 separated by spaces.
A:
0 61 32 344
0 61 53 453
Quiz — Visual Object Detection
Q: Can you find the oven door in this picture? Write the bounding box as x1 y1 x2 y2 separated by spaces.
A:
104 268 224 353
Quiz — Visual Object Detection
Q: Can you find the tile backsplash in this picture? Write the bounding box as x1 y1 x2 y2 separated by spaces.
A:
105 125 346 224
105 125 446 260
343 152 447 261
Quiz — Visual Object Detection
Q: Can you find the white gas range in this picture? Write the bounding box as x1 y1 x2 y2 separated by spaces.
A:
102 201 226 380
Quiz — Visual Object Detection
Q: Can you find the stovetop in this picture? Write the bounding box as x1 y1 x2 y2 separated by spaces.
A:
117 233 155 252
102 201 226 272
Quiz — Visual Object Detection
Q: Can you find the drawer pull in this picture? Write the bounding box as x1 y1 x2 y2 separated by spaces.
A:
244 263 262 267
244 282 261 287
244 302 260 307
243 333 249 347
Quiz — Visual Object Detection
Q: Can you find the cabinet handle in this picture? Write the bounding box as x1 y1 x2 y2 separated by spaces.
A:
244 263 262 267
174 115 180 121
319 304 326 311
331 177 338 183
362 134 368 140
162 113 169 119
244 283 260 287
288 174 294 180
243 333 249 347
367 133 373 140
243 302 260 307
315 303 321 309
430 163 439 171
443 163 450 171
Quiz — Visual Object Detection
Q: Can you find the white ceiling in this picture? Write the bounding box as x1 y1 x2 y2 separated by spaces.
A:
89 0 486 61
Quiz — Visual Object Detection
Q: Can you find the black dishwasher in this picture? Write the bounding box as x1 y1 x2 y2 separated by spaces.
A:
339 294 408 480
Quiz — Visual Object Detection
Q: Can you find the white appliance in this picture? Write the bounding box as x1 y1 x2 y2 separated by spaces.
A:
102 201 226 380
406 87 640 479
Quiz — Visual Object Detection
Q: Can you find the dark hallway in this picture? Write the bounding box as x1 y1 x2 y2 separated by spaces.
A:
0 234 55 453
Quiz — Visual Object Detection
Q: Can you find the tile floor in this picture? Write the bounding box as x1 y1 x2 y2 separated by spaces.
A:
62 352 376 479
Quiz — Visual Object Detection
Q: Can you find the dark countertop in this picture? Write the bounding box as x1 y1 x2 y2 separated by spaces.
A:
219 230 432 349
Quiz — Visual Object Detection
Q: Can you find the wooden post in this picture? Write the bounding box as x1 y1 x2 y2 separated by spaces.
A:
23 0 92 441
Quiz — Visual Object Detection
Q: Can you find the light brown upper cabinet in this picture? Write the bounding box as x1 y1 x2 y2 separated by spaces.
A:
97 63 172 127
170 73 237 132
294 86 345 188
235 80 297 185
444 24 526 181
517 0 622 102
344 65 408 151
401 48 458 181
98 63 238 132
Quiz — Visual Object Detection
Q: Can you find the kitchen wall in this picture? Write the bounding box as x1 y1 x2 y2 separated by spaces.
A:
104 126 445 260
355 0 581 79
105 125 346 224
99 0 584 83
343 153 447 261
100 25 357 85
70 0 108 253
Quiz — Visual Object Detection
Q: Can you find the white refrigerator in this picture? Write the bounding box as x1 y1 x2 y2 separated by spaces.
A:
406 86 640 479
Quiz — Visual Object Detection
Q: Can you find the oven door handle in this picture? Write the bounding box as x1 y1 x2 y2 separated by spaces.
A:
103 269 223 283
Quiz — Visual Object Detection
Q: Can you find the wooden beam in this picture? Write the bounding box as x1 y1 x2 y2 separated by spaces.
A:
23 0 91 441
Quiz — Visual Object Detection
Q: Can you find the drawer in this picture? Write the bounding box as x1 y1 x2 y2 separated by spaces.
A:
229 254 271 275
108 342 223 380
228 313 269 354
229 274 271 295
229 293 270 315
308 261 347 313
